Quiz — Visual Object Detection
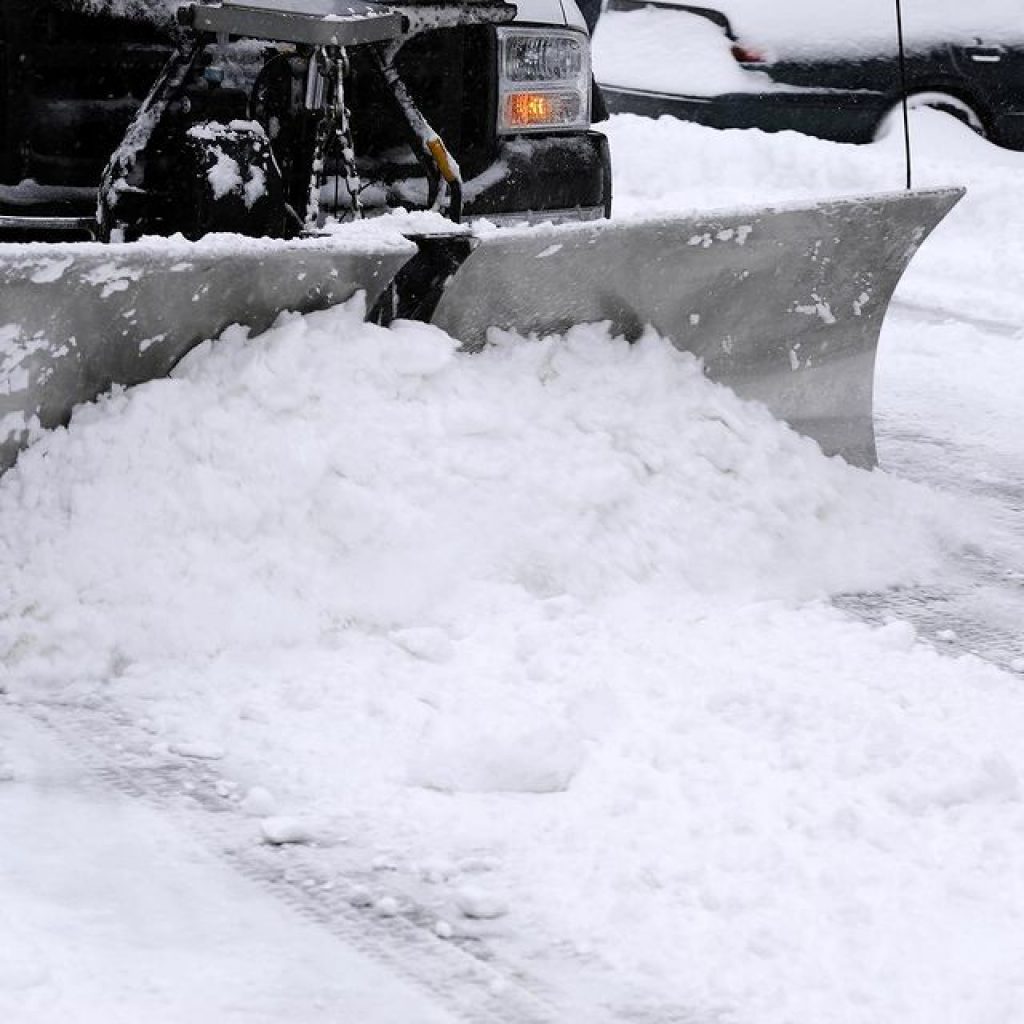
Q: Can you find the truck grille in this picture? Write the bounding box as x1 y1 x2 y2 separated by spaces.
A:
350 26 497 181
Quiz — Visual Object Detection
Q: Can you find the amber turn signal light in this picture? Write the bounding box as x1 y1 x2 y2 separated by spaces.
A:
501 90 582 132
505 92 556 127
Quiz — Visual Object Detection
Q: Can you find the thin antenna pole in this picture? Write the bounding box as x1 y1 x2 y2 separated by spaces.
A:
895 0 912 189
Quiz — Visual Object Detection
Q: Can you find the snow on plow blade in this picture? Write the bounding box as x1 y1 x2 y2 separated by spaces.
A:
432 187 964 467
0 236 415 473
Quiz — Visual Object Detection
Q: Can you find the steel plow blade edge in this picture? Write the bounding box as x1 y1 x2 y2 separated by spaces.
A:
430 187 965 467
0 238 415 473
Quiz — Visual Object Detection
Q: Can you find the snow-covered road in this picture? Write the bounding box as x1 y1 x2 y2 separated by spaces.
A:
846 308 1024 670
2 110 1024 1024
0 714 462 1024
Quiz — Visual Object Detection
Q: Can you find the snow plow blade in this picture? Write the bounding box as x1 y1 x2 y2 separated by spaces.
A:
432 187 964 467
1 188 961 474
0 236 415 473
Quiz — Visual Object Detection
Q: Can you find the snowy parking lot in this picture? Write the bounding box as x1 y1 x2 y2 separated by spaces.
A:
2 110 1024 1023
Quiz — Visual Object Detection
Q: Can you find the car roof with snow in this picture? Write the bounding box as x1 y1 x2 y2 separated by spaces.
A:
637 0 1022 59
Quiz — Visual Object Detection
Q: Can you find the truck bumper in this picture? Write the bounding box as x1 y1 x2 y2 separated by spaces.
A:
462 131 612 221
993 111 1024 150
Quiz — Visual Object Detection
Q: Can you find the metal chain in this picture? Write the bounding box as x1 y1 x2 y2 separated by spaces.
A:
333 49 363 220
304 47 363 231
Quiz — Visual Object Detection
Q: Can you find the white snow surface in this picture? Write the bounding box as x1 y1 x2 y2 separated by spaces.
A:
3 110 1024 1022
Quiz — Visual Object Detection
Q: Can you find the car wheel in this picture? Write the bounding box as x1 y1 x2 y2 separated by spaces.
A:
875 91 988 140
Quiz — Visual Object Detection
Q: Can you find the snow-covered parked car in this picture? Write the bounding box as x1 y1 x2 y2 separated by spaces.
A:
594 0 1024 148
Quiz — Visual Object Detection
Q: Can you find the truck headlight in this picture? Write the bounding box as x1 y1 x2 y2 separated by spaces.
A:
497 28 591 134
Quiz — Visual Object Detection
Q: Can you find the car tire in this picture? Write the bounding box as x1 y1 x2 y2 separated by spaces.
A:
875 91 988 141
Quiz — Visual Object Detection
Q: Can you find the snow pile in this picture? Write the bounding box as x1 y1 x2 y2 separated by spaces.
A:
0 301 956 688
407 717 584 794
1 271 1022 1021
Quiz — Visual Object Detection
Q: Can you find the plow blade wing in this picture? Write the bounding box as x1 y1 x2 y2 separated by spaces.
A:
432 187 963 466
0 237 414 473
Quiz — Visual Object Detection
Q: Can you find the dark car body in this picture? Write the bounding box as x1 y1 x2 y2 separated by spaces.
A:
598 0 1024 150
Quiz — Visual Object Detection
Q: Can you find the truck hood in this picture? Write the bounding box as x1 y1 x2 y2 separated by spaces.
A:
514 0 585 32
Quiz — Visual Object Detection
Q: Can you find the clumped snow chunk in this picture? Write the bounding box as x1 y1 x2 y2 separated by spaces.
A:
259 816 320 846
408 719 584 795
206 151 244 201
240 786 277 817
243 165 267 209
455 886 508 921
374 896 401 917
348 886 374 908
875 619 918 652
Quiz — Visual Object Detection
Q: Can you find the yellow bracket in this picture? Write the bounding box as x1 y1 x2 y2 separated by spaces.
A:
427 137 458 184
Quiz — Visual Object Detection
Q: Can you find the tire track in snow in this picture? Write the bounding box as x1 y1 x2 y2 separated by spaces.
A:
838 310 1024 673
890 298 1023 340
20 696 716 1023
18 697 566 1024
833 564 1024 672
834 483 1024 672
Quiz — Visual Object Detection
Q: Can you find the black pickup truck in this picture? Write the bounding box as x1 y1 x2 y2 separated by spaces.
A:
0 0 611 239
